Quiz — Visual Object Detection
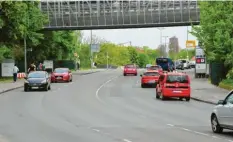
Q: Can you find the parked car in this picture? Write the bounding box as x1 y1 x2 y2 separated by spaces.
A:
123 64 137 76
140 70 160 88
24 71 51 91
51 68 73 83
188 61 196 68
210 90 233 133
156 72 191 101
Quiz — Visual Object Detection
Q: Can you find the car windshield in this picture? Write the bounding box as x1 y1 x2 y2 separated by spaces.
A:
125 65 135 68
54 68 68 73
180 60 187 63
156 58 168 63
166 75 189 83
28 72 45 78
144 72 160 76
148 66 160 70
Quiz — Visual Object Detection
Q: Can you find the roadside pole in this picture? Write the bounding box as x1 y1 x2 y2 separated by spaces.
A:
106 51 109 69
24 37 27 74
90 30 93 71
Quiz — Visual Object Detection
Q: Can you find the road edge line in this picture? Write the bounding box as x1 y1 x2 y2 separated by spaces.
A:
95 75 120 104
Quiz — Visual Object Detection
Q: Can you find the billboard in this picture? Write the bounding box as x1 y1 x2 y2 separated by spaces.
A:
186 40 196 48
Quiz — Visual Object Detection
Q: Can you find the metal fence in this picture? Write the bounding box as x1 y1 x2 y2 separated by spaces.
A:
40 0 200 30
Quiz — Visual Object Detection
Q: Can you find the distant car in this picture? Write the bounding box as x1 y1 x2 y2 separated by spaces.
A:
210 90 233 133
156 72 191 101
147 65 163 73
24 71 51 91
140 70 160 88
188 61 196 68
51 68 72 83
174 61 184 70
123 64 137 76
156 57 174 72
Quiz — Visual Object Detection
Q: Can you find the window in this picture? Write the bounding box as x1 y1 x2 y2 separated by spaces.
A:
143 72 160 76
156 58 168 63
28 72 45 78
225 91 233 104
125 64 135 68
54 68 69 73
148 66 160 70
166 75 189 83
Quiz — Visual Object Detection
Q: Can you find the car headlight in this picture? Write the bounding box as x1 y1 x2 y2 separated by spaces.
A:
24 80 29 83
41 79 47 84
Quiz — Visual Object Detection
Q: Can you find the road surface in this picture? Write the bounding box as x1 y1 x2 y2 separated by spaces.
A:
0 69 232 142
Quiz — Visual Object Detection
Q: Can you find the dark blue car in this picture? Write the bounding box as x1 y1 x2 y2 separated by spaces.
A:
156 58 174 72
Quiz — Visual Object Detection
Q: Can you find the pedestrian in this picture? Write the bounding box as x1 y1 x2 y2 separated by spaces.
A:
13 64 19 82
28 63 36 73
38 63 44 71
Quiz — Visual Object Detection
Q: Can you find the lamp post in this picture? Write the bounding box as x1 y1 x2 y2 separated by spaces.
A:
90 30 93 70
162 36 169 57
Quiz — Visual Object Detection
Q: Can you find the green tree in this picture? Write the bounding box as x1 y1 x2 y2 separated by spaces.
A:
138 53 150 67
191 1 233 69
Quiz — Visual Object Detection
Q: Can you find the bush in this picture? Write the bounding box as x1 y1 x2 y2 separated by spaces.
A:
219 79 233 91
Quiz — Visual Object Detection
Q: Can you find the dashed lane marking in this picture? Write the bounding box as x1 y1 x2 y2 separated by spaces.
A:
123 139 132 142
95 76 120 104
166 124 174 127
192 131 209 136
92 129 100 132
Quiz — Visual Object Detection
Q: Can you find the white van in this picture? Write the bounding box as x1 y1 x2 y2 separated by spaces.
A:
178 59 190 69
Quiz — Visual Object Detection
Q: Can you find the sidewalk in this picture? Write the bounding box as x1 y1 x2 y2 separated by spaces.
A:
191 77 230 105
0 69 106 94
0 79 24 94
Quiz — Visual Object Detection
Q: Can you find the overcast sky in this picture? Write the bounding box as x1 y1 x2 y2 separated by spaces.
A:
82 26 197 49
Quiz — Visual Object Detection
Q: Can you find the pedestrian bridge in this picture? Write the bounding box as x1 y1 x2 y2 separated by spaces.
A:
40 0 200 30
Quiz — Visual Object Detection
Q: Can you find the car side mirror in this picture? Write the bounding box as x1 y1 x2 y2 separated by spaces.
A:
217 100 225 105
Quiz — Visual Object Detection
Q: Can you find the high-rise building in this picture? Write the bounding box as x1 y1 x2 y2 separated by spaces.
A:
169 36 179 53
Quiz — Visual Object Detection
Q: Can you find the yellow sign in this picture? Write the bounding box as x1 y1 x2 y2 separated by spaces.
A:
186 40 196 48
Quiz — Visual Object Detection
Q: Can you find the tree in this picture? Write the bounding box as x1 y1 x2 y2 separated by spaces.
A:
191 1 233 68
138 53 149 68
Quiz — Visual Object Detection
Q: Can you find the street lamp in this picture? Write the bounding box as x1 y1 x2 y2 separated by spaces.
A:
157 28 165 46
162 36 169 57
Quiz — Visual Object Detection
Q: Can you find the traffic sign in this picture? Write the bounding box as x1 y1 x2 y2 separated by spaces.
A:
91 44 100 53
186 40 196 48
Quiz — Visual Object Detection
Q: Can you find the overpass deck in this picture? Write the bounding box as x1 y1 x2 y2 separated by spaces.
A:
40 0 200 30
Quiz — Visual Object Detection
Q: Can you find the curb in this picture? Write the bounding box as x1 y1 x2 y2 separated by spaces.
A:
0 86 24 95
191 97 217 105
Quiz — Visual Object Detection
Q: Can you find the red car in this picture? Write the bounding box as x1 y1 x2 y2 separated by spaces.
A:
51 68 72 83
147 65 163 73
123 64 137 76
156 72 191 101
140 70 160 88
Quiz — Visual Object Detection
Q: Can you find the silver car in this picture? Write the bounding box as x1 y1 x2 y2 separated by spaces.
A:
211 90 233 133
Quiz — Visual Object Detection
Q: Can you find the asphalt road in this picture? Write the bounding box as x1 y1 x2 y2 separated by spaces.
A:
0 69 233 142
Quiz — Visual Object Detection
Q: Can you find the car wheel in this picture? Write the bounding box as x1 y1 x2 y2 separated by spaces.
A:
44 85 49 91
24 86 28 92
135 73 137 76
70 77 72 82
211 114 223 133
185 97 190 101
156 90 160 99
141 84 145 88
160 92 166 100
124 74 126 76
48 85 51 90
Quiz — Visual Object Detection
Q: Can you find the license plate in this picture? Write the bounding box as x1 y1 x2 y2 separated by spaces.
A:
173 90 182 93
32 87 38 89
148 80 155 83
56 77 62 79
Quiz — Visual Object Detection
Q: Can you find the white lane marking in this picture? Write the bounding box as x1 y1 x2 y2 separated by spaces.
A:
92 129 100 132
192 131 209 136
181 128 191 132
64 84 68 87
166 124 174 127
123 139 132 142
95 76 119 103
57 88 61 90
227 140 233 142
211 135 221 139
